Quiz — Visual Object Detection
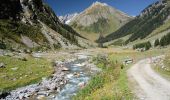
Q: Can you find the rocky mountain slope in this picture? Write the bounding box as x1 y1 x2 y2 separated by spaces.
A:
68 1 133 41
101 0 170 46
0 0 89 51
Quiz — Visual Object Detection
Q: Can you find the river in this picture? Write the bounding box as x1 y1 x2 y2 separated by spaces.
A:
54 53 100 100
3 53 100 100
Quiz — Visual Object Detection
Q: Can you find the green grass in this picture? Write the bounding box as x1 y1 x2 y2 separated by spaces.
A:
72 53 133 100
0 19 46 43
72 48 166 100
0 56 53 92
0 19 48 49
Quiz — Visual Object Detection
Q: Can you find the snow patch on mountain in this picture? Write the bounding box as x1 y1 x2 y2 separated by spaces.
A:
59 13 78 24
92 1 108 7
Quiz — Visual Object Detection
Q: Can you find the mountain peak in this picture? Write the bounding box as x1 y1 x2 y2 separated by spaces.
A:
92 1 108 7
69 1 132 41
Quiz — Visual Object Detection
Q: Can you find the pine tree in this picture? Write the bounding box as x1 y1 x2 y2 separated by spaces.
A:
154 39 160 47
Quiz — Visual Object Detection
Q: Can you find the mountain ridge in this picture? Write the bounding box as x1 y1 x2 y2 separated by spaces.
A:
100 0 170 46
67 1 133 41
0 0 89 50
59 13 78 24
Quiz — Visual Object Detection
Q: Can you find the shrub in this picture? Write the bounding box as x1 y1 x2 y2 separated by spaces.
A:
133 41 152 50
0 43 6 49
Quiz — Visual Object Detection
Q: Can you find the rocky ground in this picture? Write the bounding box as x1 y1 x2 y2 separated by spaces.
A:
0 49 100 100
4 60 69 100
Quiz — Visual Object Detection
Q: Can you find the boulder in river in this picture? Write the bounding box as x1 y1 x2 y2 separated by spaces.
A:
74 72 80 77
78 82 86 89
62 67 69 71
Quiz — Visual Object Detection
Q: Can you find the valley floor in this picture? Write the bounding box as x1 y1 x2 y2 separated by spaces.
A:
0 47 170 99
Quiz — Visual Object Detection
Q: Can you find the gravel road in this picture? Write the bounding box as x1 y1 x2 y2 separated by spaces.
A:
128 58 170 100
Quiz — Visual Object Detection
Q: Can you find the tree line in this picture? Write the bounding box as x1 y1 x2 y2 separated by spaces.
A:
154 32 170 47
133 41 152 50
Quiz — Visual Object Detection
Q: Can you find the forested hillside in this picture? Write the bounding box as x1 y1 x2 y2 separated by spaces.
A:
0 0 86 50
100 0 170 44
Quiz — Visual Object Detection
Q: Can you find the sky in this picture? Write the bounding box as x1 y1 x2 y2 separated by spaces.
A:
44 0 158 16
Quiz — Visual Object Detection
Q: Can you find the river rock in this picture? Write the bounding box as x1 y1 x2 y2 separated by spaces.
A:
74 72 80 77
60 82 64 85
32 53 42 58
24 93 31 98
48 83 57 90
37 91 49 96
18 93 24 100
78 82 86 88
62 67 69 71
37 95 45 100
55 61 63 66
4 52 14 57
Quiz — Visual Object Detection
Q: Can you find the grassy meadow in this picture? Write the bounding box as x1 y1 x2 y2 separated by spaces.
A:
73 48 166 100
0 55 53 92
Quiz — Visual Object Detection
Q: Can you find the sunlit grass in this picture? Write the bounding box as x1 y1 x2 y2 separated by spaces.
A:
0 56 53 92
73 48 166 100
73 53 133 100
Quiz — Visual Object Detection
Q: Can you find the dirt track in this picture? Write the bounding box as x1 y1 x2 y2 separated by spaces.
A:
128 58 170 100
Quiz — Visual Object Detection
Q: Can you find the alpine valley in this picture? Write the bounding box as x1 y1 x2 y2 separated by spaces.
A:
1 0 170 100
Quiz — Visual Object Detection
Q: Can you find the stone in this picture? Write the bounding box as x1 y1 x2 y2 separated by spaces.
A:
74 72 80 77
62 67 69 71
32 53 42 58
60 82 64 85
24 49 31 53
25 75 28 77
57 87 60 92
78 82 86 89
13 78 17 81
0 63 5 68
24 93 31 98
55 61 63 65
11 67 18 71
37 95 45 100
18 57 27 61
48 83 57 90
37 91 49 96
4 53 14 57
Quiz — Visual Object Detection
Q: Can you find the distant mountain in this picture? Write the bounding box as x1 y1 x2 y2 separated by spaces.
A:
101 0 170 46
59 13 78 24
68 1 133 41
0 0 88 50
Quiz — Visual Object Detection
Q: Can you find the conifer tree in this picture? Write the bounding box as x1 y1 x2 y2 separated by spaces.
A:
154 39 160 47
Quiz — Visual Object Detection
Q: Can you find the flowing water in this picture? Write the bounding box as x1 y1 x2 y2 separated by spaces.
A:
54 54 99 100
3 53 99 100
